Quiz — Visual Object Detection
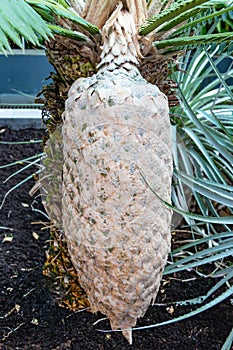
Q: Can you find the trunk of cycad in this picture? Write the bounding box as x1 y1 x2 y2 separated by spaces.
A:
62 3 173 344
42 34 98 134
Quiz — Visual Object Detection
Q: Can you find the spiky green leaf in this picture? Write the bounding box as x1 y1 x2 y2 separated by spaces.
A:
171 4 233 36
153 32 233 50
48 24 88 41
0 0 52 53
26 0 100 35
140 0 209 35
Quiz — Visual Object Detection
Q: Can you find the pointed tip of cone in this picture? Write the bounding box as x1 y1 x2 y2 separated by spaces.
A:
122 328 132 345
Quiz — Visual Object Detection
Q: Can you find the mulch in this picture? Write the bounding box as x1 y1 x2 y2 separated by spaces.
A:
0 127 232 350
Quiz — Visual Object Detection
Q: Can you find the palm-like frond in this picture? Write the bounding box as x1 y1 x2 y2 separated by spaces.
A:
171 46 233 233
0 0 100 54
141 0 210 35
48 24 88 41
26 0 100 34
0 0 52 54
154 32 233 51
1 0 232 54
169 3 233 36
141 0 233 52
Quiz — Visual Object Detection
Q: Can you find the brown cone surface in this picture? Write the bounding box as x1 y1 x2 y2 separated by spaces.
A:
62 67 173 343
41 6 173 344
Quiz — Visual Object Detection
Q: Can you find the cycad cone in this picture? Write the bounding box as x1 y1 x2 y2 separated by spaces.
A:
62 4 173 344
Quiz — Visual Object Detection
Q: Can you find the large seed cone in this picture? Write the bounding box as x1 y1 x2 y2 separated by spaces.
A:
62 6 173 344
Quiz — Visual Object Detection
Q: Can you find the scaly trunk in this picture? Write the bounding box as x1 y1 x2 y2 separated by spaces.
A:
42 35 98 133
62 3 173 343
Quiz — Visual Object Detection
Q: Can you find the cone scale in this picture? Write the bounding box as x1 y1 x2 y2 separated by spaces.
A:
62 5 173 344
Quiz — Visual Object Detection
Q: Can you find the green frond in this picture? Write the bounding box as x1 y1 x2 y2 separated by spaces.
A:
48 24 88 41
156 6 204 33
55 0 69 7
153 32 233 51
0 0 52 54
171 4 233 36
171 46 233 234
26 0 100 35
0 27 12 54
140 0 209 36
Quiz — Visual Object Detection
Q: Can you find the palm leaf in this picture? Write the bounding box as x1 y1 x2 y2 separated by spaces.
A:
221 328 233 350
170 4 233 36
155 6 203 33
141 0 233 53
140 0 209 35
48 24 88 41
171 46 233 235
174 170 233 207
26 0 100 35
154 32 233 51
0 0 52 53
0 27 16 53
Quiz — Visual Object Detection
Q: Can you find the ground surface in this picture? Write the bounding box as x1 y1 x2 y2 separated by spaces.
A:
0 127 232 350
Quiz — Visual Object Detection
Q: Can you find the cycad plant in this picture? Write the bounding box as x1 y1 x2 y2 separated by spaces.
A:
1 0 233 344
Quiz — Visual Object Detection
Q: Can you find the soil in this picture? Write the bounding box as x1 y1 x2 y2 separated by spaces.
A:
0 127 232 350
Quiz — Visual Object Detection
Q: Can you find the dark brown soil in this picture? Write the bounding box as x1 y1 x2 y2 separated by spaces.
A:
0 127 232 350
